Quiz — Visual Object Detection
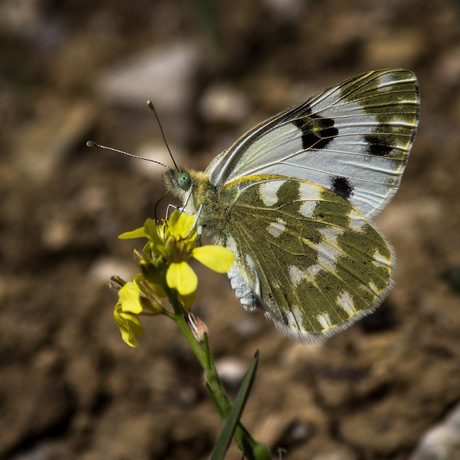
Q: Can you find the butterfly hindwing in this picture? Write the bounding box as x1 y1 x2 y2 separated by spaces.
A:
217 175 394 342
207 69 419 218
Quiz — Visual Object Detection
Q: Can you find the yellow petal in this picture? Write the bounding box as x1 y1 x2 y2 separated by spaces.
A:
114 302 143 347
119 281 143 314
119 227 147 240
143 218 164 245
166 262 198 295
169 210 195 238
121 317 143 347
192 245 235 273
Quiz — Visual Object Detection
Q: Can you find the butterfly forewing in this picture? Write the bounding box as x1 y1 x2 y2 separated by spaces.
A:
216 175 394 342
206 69 419 218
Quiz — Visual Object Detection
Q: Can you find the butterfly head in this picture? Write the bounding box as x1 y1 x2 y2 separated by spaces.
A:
164 167 189 190
163 167 218 224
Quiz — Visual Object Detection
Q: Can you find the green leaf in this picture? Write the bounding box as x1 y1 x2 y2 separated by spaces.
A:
211 351 260 460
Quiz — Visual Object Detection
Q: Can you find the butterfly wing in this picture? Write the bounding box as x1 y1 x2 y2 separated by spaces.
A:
206 69 419 219
217 175 394 342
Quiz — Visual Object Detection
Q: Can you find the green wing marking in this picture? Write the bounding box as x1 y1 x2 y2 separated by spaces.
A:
220 175 394 342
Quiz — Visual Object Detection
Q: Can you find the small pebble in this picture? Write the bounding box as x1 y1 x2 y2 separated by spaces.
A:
410 400 460 460
214 356 248 387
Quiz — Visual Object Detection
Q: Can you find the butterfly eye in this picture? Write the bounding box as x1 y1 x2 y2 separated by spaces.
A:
177 171 191 191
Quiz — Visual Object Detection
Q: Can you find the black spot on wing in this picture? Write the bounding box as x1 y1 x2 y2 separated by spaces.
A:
292 112 339 150
364 134 393 156
331 176 354 200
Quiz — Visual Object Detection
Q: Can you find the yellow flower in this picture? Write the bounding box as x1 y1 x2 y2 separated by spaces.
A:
113 210 234 346
113 279 164 347
166 245 236 295
120 210 235 297
114 281 144 347
166 211 235 296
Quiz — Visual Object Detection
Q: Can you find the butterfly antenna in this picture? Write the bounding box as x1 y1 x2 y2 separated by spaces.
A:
86 141 170 170
147 100 179 172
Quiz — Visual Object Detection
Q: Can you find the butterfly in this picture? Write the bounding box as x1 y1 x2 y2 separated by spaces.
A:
164 69 420 342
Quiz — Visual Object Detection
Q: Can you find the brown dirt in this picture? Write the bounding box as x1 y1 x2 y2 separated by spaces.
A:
2 1 460 459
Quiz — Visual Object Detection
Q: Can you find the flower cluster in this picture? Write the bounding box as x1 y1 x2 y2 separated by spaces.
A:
112 211 234 347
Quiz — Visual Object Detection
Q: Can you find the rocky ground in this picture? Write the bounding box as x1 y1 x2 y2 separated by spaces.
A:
1 0 460 459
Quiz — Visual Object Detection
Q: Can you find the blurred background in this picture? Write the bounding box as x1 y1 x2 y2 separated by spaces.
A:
1 0 460 459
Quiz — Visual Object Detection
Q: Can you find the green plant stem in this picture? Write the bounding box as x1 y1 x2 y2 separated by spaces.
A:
166 290 271 459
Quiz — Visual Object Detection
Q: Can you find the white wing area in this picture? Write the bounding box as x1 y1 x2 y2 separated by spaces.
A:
206 70 420 218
